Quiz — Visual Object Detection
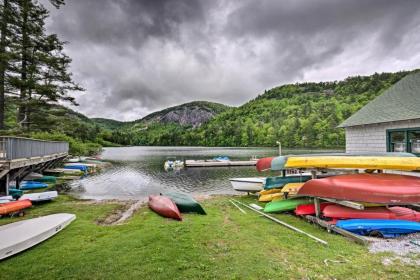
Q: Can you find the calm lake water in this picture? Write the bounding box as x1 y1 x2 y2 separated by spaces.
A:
69 146 341 200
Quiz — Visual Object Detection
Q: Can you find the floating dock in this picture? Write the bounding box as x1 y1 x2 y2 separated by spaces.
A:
185 159 257 167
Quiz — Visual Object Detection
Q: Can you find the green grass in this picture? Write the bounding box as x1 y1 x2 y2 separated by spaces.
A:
0 195 417 279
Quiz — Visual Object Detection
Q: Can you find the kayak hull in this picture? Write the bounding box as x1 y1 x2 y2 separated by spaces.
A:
229 177 265 192
295 202 333 215
323 205 420 222
19 191 58 202
264 198 312 213
0 200 32 216
162 192 206 215
148 195 182 220
20 181 49 191
297 174 420 204
264 175 312 190
336 219 420 238
0 213 75 260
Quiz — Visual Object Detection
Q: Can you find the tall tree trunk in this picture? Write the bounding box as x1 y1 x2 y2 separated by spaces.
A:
0 0 10 130
18 0 28 128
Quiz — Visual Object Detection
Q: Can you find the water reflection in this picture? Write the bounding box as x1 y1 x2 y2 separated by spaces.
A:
70 146 341 200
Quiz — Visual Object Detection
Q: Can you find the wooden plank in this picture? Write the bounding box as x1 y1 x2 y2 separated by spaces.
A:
314 198 321 217
304 215 369 246
319 197 365 210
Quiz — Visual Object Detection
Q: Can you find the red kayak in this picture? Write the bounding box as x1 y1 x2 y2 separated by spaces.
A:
0 199 32 216
323 205 420 223
294 202 333 215
148 195 182 221
297 173 420 204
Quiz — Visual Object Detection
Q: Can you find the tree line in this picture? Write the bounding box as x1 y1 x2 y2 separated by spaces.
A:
0 0 82 131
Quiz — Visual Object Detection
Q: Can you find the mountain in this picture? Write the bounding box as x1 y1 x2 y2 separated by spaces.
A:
91 118 126 130
108 69 418 147
137 101 230 127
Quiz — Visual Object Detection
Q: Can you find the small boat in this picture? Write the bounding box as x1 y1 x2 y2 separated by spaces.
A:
294 202 333 216
214 156 230 161
163 158 184 170
0 200 32 216
19 191 58 202
8 189 23 199
256 155 420 172
148 195 182 220
264 175 312 190
259 188 282 196
162 192 206 215
264 198 312 213
229 177 265 192
336 219 420 238
23 172 43 180
280 182 305 198
33 176 57 183
63 165 88 172
297 173 420 204
67 157 80 163
0 213 75 260
0 196 13 204
259 192 282 202
19 181 48 191
323 205 420 222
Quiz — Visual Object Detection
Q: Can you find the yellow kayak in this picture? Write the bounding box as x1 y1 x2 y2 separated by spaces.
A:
259 188 282 196
259 192 283 202
285 156 420 171
281 183 304 197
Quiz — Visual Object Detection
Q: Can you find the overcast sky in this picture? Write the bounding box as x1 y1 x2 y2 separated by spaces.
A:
43 0 420 121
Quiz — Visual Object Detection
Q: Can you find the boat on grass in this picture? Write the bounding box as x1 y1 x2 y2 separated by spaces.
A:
229 177 265 192
162 192 206 215
323 205 420 222
336 219 420 238
264 198 312 213
19 191 58 202
0 213 75 260
297 173 420 204
148 195 182 221
0 200 32 216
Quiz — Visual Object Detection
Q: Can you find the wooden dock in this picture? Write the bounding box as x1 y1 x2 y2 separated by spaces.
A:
185 159 257 167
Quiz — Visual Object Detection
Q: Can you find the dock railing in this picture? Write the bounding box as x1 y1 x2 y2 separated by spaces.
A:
0 136 68 160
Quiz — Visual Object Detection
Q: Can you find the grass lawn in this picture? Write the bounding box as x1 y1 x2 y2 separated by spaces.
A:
0 195 417 279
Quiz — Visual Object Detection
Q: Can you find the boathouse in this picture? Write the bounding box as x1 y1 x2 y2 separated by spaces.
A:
339 72 420 155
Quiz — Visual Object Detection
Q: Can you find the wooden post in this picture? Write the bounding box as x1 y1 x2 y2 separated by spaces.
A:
276 141 282 156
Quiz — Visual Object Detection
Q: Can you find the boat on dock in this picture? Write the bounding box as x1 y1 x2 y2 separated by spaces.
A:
229 177 265 192
0 213 76 260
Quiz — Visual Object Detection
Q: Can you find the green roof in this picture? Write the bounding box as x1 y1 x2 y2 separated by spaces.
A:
339 72 420 128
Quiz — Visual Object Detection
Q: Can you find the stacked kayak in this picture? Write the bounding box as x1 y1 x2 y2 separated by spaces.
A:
33 176 57 183
162 192 206 215
336 219 420 238
19 181 48 191
264 175 311 190
19 191 58 202
148 195 182 221
264 198 312 213
63 165 88 172
0 200 32 216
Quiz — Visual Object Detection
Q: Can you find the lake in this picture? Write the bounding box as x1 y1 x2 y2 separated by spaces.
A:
69 146 341 200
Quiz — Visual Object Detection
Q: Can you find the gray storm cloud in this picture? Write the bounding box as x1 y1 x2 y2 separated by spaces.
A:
42 0 420 121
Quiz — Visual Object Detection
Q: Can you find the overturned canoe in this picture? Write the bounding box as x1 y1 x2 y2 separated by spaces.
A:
323 205 420 222
8 189 23 199
0 213 75 260
259 192 283 202
295 202 333 216
148 195 182 221
264 175 312 190
162 192 206 215
20 181 48 191
0 200 32 216
336 219 420 238
19 191 58 202
297 173 420 204
264 198 312 213
257 155 420 172
33 176 57 183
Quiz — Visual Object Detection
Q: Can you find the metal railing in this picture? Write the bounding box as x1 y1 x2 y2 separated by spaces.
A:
0 136 68 160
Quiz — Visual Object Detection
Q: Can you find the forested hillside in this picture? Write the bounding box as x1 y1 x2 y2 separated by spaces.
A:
109 70 417 148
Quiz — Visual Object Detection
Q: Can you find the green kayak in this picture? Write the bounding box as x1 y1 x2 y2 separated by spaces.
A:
9 188 23 199
162 192 206 215
264 198 312 213
264 175 312 190
34 176 57 183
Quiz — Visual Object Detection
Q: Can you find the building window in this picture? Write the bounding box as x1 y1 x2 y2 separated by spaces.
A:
387 128 420 155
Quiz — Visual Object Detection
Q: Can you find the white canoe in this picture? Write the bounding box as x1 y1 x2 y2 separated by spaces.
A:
19 191 58 202
0 196 13 204
23 172 43 180
229 177 266 192
0 213 75 260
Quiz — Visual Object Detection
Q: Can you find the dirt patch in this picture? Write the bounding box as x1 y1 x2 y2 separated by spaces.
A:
96 200 145 225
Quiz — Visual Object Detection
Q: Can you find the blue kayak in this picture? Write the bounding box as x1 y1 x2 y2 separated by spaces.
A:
19 181 49 190
264 175 312 190
64 165 88 172
336 219 420 238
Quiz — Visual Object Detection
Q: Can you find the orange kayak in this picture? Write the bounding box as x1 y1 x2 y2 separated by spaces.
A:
0 200 32 216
